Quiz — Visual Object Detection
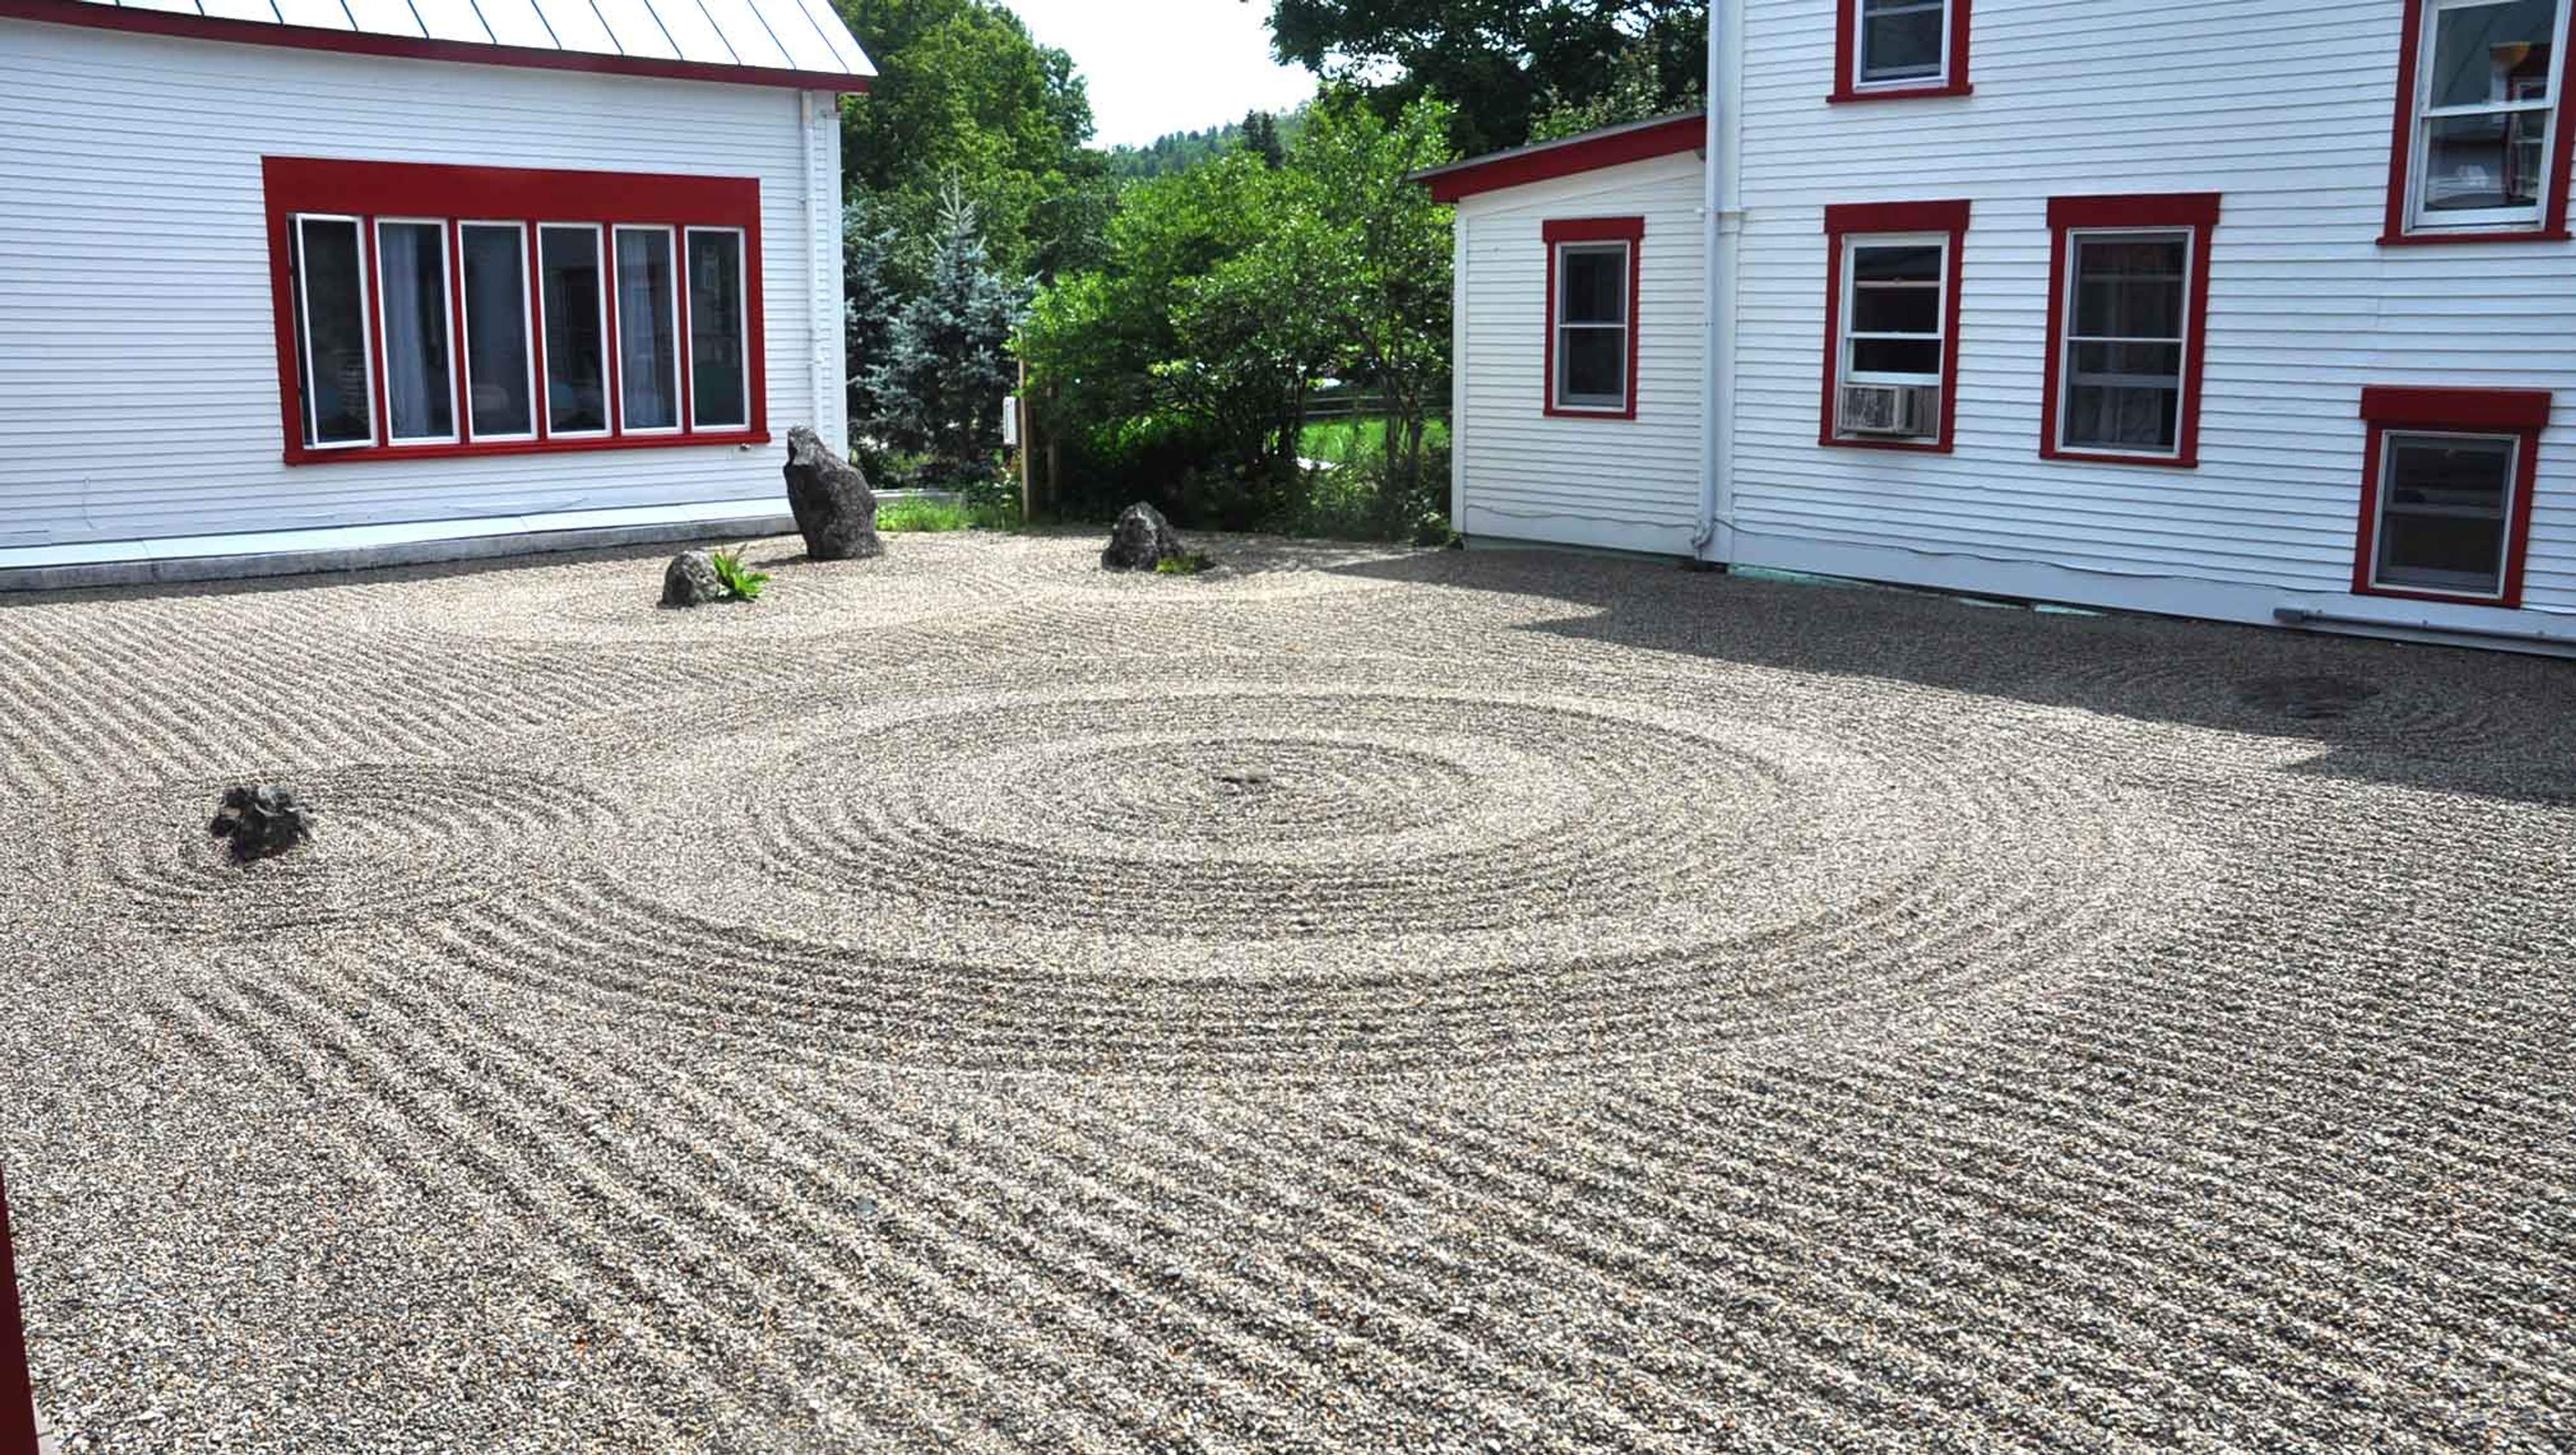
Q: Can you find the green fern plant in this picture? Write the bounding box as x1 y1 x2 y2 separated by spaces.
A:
708 545 770 602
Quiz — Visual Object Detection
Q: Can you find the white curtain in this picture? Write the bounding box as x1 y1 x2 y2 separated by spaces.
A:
617 232 676 429
379 225 437 439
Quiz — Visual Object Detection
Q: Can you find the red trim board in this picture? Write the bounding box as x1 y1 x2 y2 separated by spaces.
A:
1542 217 1646 422
1819 199 1971 454
1 1169 36 1455
2379 0 2575 245
2039 193 2222 469
2350 386 2551 608
1832 0 1973 103
1423 116 1703 204
0 0 871 94
262 157 767 466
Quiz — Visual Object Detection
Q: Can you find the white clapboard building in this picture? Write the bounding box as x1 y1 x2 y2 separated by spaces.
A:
1422 1 2576 651
0 0 871 584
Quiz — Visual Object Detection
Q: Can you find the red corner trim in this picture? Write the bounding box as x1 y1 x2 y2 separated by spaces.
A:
2351 400 2547 609
262 157 767 466
2039 193 2221 469
1424 117 1703 204
2379 0 2575 245
0 1169 36 1455
1819 201 1971 454
1831 0 1974 103
1542 217 1645 422
0 0 870 93
2360 386 2554 431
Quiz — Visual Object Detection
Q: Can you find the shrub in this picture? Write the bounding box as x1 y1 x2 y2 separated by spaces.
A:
708 547 770 602
1155 551 1214 576
878 496 1022 533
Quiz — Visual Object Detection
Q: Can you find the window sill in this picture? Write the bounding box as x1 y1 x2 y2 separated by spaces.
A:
1828 81 1974 104
2040 445 2196 470
2378 226 2571 247
2352 581 2520 610
1544 406 1639 422
1821 433 1951 454
284 430 769 466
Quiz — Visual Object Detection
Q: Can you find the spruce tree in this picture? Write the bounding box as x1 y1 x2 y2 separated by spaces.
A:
842 195 901 470
867 186 1031 488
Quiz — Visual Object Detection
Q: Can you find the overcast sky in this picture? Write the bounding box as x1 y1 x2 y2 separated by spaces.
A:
1001 0 1321 150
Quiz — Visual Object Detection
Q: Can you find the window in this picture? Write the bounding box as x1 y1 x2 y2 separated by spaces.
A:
261 156 766 464
1820 200 1969 451
1834 0 1971 101
2041 194 2220 468
2386 0 2576 241
1543 217 1643 419
2353 386 2548 606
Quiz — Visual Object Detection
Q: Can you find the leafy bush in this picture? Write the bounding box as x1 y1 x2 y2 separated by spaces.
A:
708 547 770 602
1154 551 1214 576
878 496 1022 533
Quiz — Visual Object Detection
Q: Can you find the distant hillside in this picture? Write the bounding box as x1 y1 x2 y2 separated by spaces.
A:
1106 109 1308 182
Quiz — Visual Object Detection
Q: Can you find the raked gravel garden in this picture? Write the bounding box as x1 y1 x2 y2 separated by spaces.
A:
1 529 2573 1450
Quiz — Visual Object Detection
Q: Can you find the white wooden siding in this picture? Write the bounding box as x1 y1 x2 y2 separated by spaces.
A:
1727 0 2576 631
1454 153 1707 555
0 19 840 552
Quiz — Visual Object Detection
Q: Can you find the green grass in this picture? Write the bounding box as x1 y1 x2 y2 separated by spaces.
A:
1154 551 1214 576
1299 416 1452 465
877 496 1020 533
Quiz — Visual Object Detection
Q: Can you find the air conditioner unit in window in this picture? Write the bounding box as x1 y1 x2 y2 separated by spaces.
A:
1840 382 1933 437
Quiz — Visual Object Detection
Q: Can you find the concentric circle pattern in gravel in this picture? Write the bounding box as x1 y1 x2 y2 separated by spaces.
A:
2 531 2573 1452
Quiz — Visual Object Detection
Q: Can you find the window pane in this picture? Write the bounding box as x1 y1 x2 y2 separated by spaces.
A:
2379 434 2516 592
2424 110 2553 211
377 222 453 443
1560 246 1626 325
1860 0 1944 82
460 225 533 439
2428 0 2557 109
1853 337 1943 376
687 229 749 429
541 227 607 435
294 217 372 447
2065 386 2180 451
1559 326 1626 405
1853 244 1941 283
1852 286 1941 335
2072 237 2187 339
615 228 680 431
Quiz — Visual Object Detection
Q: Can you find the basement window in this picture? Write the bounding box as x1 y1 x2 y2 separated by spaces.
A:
2353 386 2550 607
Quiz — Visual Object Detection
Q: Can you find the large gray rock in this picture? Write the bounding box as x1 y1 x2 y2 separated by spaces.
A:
782 426 882 561
1102 502 1187 572
661 549 726 608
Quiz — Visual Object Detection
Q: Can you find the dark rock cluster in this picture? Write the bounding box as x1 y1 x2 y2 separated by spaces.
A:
784 426 883 562
1102 502 1187 572
209 785 314 862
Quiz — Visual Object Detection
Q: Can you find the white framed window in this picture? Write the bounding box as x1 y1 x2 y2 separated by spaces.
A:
686 226 751 431
1552 240 1632 414
373 218 460 445
2055 228 2193 459
458 221 537 442
537 223 610 438
2406 0 2570 232
1856 0 1949 89
289 213 376 450
2369 431 2522 598
612 224 683 435
1835 233 1947 441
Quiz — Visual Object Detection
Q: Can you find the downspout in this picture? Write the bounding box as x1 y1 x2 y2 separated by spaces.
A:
1694 0 1745 560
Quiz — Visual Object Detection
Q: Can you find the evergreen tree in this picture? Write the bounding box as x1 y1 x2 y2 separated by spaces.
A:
868 187 1031 486
842 194 901 468
1242 109 1286 169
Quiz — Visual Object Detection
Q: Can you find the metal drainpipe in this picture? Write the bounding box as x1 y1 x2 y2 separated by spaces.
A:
1 1168 38 1455
2275 606 2576 649
1695 0 1743 560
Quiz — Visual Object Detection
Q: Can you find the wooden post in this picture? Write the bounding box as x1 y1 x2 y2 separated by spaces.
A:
1016 358 1032 523
0 1169 38 1455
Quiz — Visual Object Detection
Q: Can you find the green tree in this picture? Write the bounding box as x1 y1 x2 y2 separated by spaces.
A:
842 193 901 467
870 188 1031 486
1265 0 1705 155
1242 109 1287 169
1527 36 1702 143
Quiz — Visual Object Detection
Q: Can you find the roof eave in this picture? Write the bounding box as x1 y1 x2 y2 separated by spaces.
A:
1410 111 1708 204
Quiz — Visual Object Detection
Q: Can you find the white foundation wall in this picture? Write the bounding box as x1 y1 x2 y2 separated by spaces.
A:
1453 152 1707 555
1724 0 2576 637
0 19 844 555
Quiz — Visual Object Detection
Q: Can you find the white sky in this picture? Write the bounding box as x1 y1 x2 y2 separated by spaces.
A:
1001 0 1320 149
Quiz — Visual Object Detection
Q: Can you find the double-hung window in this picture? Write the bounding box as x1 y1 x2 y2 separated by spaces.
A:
2041 195 2220 468
2387 0 2575 241
1543 217 1644 419
263 157 765 464
1835 0 1971 101
1821 201 1969 451
2353 386 2548 606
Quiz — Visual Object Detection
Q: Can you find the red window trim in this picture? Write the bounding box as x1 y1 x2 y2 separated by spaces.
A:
1831 0 1973 103
2351 385 2549 608
2039 193 2220 470
262 156 767 466
1819 200 1970 454
1542 217 1646 421
2379 0 2576 246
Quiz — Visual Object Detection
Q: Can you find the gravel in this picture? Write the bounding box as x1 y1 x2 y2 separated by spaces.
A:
2 531 2573 1451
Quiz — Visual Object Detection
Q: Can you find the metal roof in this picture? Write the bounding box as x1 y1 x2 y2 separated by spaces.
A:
28 0 876 87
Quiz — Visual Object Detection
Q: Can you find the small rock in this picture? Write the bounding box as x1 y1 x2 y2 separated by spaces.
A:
208 785 313 862
661 549 727 609
1101 502 1187 572
782 426 883 562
